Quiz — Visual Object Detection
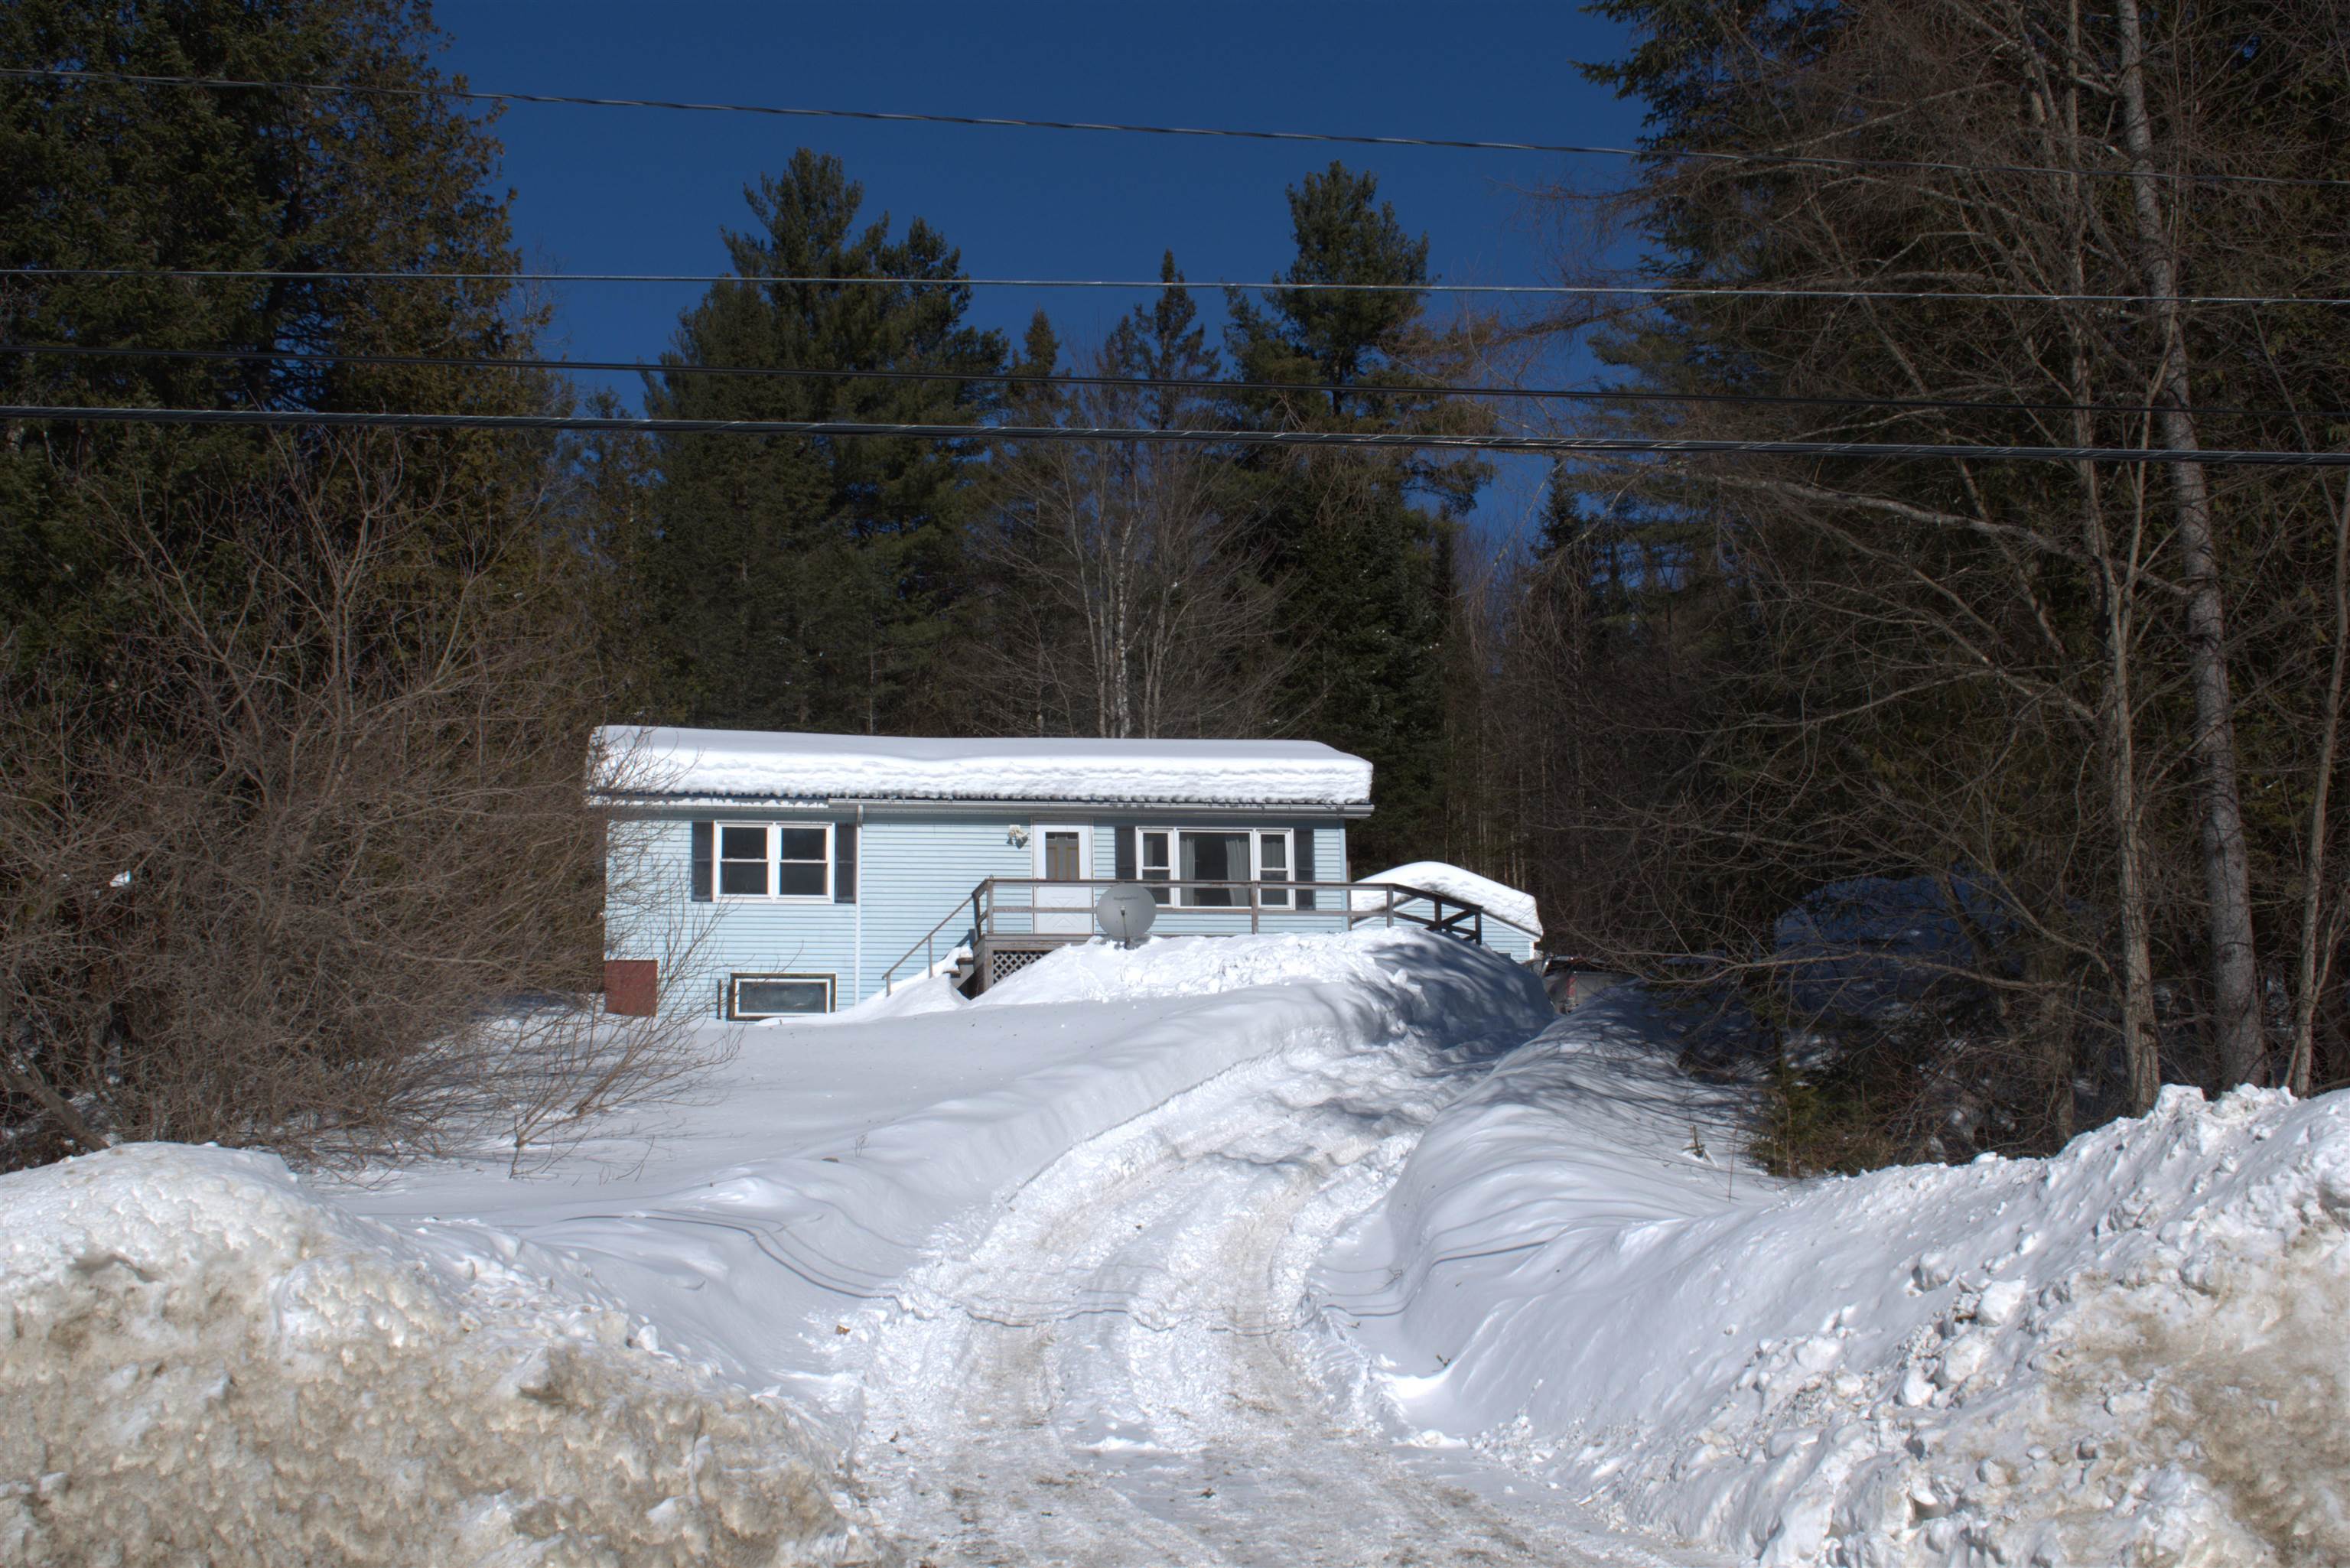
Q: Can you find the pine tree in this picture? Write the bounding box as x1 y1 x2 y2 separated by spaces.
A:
1106 251 1219 430
1224 164 1489 866
1005 309 1063 423
0 0 542 674
0 2 646 1167
640 150 1005 733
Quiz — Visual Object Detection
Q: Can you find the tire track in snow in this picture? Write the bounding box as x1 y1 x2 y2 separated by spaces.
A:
847 1027 1703 1567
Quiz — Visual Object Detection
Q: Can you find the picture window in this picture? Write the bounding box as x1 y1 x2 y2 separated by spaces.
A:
1138 828 1297 908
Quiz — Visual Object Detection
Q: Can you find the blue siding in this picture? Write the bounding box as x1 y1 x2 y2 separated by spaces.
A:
857 812 1038 996
1481 923 1541 963
608 806 1375 1013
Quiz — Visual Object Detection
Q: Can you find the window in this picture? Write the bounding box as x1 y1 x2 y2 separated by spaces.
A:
1140 830 1172 904
719 825 770 896
777 826 828 897
1139 828 1297 908
729 973 833 1018
1042 828 1083 881
714 822 834 901
1258 830 1291 908
1180 830 1251 907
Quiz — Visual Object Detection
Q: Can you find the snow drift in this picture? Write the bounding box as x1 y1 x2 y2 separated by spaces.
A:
0 1144 884 1567
1321 987 2350 1566
976 926 1533 1011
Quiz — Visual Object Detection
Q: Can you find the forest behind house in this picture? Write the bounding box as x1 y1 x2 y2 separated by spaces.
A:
5 0 2348 1175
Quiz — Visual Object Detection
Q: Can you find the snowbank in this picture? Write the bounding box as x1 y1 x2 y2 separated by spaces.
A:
0 1144 881 1567
2 931 1557 1568
1320 987 2350 1566
761 971 967 1026
595 725 1372 806
343 929 1549 1440
1352 860 1542 936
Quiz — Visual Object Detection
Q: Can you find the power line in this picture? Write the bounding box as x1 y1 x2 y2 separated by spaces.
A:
7 340 2339 423
6 404 2345 468
18 266 2348 309
6 66 2342 193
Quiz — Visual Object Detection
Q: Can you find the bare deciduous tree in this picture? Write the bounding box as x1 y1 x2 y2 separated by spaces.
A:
0 438 726 1171
962 340 1289 739
1476 0 2350 1163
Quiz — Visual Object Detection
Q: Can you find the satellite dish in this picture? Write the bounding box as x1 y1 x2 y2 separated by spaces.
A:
1094 884 1159 947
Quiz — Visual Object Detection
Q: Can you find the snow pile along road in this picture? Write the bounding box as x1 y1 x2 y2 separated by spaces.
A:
1321 988 2350 1566
43 929 2339 1567
0 1144 883 1568
844 933 1692 1566
302 928 1569 1568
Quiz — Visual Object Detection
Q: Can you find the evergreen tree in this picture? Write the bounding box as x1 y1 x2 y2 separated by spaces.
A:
1106 251 1219 429
0 2 649 1168
1225 164 1489 865
1 0 541 674
640 150 1005 733
1005 309 1063 423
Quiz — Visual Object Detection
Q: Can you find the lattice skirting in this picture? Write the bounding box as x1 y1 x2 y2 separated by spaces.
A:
987 947 1053 987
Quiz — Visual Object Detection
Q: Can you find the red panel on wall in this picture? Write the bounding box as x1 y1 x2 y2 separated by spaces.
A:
604 958 659 1017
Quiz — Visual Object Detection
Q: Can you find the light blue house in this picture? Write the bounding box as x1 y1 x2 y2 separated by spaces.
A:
594 727 1535 1017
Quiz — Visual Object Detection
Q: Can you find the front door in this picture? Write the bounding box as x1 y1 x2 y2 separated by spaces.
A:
1032 824 1092 935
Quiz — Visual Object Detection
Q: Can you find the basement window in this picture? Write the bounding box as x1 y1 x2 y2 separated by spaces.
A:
729 973 835 1018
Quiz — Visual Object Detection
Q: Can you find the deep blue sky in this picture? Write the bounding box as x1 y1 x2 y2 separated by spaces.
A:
433 1 1650 540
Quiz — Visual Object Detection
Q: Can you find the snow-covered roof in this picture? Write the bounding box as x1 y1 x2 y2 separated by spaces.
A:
594 726 1373 808
1352 860 1542 935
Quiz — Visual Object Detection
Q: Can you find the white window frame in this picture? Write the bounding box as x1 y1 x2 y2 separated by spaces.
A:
1144 826 1296 909
1139 828 1173 903
1255 828 1294 909
714 821 835 903
728 972 835 1018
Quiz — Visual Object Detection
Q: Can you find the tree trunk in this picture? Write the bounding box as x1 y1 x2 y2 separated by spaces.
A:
2114 0 2264 1085
2078 470 2163 1111
2055 8 2163 1111
2290 478 2350 1095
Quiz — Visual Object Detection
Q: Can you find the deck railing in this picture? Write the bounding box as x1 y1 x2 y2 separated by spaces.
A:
880 877 1518 996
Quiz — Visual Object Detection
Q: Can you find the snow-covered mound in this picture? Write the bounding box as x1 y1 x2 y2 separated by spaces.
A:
763 971 967 1026
1321 988 2350 1566
976 926 1548 1019
1352 860 1541 936
0 1145 881 1567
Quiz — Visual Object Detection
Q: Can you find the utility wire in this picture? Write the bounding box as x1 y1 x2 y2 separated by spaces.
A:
7 340 2339 423
18 266 2348 309
6 66 2342 192
7 404 2345 467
